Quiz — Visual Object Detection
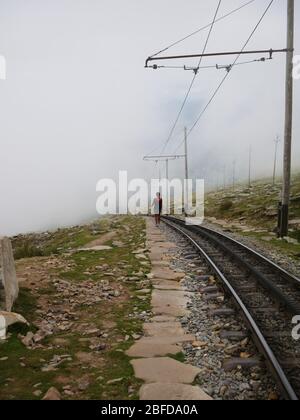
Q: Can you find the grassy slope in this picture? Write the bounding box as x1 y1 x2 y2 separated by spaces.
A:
205 174 300 260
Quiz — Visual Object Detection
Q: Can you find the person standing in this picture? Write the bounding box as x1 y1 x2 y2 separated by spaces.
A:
152 192 163 226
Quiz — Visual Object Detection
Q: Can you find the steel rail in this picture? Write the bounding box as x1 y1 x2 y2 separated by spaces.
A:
162 217 298 400
165 217 300 314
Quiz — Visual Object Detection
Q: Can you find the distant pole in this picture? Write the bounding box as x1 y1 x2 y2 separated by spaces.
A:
273 136 280 186
279 0 294 237
158 161 161 186
232 160 236 192
166 159 169 213
248 146 252 188
223 165 226 190
184 127 189 214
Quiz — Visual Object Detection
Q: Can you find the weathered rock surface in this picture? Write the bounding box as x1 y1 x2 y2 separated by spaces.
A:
139 383 213 401
0 238 19 311
131 357 201 384
42 387 61 400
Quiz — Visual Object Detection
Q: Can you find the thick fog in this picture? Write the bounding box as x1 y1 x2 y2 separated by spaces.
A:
0 0 299 235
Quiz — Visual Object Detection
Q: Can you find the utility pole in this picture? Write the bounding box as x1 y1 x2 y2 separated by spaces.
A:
165 159 169 212
232 160 236 192
279 0 294 237
248 145 252 188
273 136 280 186
223 165 226 191
184 127 189 214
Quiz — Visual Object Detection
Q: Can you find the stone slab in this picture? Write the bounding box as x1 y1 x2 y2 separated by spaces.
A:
151 268 185 281
152 290 192 307
152 280 185 291
153 242 177 249
144 322 187 337
131 357 201 384
151 315 177 323
152 305 189 317
126 333 194 357
126 340 182 358
139 383 213 401
151 261 170 267
149 251 165 262
77 245 112 252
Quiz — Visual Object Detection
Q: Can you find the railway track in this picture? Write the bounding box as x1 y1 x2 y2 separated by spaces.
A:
162 216 300 400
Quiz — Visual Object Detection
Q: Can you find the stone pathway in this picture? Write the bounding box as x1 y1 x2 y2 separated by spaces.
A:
127 218 212 401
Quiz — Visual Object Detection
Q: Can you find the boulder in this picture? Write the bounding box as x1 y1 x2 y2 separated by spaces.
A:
42 387 61 401
0 311 28 340
0 238 19 311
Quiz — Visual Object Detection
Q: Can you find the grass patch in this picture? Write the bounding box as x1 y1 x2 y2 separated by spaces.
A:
2 216 150 400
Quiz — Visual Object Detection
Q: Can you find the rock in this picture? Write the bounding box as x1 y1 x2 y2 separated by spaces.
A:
113 241 125 247
239 383 251 392
240 352 251 359
89 342 106 351
107 378 124 385
132 334 141 340
78 245 112 252
220 385 228 397
192 341 208 348
250 380 261 391
0 311 28 340
42 387 61 400
33 330 47 343
78 380 90 391
268 391 279 400
131 358 201 384
140 383 213 401
33 390 43 397
64 390 74 396
224 344 241 355
86 328 100 336
283 236 298 245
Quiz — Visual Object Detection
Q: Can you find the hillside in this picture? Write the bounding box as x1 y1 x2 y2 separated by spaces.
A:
205 174 300 261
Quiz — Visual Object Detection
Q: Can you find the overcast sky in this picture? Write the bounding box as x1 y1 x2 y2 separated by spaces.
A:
0 0 299 235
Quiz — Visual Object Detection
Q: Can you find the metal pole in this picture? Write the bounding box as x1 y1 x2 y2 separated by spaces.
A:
248 146 252 188
273 136 280 186
166 159 169 214
145 48 289 67
184 127 189 214
232 160 236 192
280 0 294 237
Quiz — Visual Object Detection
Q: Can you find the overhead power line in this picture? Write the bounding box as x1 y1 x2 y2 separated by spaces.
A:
148 0 256 59
159 0 222 157
147 53 276 73
174 0 275 152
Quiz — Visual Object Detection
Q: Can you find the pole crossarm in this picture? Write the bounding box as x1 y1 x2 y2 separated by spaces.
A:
143 154 186 161
145 48 290 67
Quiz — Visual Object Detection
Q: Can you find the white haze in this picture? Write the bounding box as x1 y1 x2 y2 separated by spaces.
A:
0 0 299 235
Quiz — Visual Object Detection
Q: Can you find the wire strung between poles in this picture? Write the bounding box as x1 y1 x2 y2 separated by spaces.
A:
149 0 256 59
173 0 276 153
